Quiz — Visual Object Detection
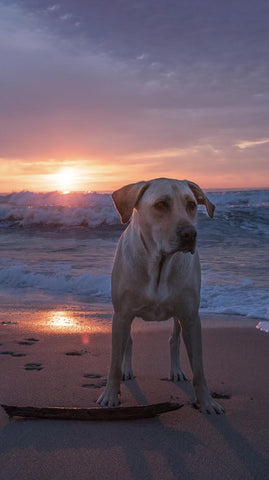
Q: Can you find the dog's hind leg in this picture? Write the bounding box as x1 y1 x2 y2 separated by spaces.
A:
169 317 188 382
122 333 134 380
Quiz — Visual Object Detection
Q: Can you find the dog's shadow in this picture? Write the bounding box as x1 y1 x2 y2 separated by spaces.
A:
0 380 267 479
124 378 268 479
0 407 197 480
125 375 194 406
160 376 195 404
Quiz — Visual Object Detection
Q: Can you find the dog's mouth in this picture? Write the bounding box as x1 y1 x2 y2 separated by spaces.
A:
162 228 197 257
165 244 196 256
178 244 196 255
181 245 196 255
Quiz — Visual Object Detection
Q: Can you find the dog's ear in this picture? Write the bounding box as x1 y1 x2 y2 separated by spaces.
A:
112 181 150 224
186 181 215 218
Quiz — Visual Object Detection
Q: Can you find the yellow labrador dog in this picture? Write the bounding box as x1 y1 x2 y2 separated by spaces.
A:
97 178 224 414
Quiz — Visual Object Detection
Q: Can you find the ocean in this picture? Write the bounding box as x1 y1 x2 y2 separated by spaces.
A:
0 188 268 328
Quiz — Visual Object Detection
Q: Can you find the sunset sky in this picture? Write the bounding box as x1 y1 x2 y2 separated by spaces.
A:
0 0 269 192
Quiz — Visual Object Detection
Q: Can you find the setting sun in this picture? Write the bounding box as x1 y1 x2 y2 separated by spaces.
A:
54 167 77 193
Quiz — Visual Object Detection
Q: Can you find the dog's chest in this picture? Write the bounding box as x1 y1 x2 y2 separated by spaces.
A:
133 283 176 322
133 300 174 322
131 256 188 321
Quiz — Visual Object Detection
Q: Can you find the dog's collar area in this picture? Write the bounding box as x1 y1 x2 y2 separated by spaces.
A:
140 231 178 258
139 232 174 287
156 254 166 287
140 231 150 255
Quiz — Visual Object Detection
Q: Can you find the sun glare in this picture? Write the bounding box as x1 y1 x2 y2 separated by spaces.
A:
54 167 78 193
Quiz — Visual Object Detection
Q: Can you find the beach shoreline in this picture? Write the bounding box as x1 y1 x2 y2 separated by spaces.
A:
0 306 268 479
0 301 261 331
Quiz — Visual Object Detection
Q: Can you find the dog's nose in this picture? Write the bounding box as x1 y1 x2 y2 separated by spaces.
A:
180 225 197 243
178 225 197 253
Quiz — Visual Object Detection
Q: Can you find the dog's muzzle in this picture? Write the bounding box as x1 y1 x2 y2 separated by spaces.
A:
177 225 197 254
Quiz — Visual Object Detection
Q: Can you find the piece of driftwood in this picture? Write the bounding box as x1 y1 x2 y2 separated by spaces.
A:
1 402 183 421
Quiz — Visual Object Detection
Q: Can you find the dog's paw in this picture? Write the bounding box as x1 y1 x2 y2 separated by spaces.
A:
170 367 188 383
96 385 120 407
195 390 225 414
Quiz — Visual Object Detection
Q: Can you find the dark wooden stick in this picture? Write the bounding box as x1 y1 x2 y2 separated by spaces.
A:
1 402 183 421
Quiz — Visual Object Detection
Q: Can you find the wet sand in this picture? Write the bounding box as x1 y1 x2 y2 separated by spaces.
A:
0 308 268 479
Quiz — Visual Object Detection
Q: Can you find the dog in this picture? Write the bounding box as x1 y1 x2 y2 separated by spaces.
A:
97 178 224 414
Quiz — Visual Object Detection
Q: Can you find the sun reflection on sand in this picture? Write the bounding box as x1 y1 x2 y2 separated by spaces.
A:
0 306 113 335
48 311 78 331
37 309 111 335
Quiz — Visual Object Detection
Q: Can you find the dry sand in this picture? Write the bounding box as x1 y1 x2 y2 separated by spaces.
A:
0 307 268 480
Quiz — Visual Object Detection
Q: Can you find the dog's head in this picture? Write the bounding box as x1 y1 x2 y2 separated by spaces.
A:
112 178 215 255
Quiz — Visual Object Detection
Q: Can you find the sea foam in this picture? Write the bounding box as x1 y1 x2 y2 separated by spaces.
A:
0 189 268 229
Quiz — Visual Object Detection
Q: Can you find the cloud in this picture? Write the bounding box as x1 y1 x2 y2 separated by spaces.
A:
236 138 269 149
47 4 60 12
0 1 268 189
60 13 72 21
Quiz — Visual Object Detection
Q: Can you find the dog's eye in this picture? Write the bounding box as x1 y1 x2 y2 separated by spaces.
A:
188 201 197 212
154 200 170 211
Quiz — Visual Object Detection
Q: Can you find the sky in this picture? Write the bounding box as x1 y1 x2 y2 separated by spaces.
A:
0 0 269 192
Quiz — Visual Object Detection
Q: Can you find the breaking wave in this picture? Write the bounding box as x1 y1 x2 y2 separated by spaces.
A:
0 189 268 229
0 262 111 300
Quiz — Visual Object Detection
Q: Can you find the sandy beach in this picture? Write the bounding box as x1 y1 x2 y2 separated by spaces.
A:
0 307 268 480
1 0 269 478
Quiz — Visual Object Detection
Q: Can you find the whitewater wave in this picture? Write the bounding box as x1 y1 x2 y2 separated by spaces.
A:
0 189 268 229
0 263 111 299
0 191 119 228
0 262 267 319
200 283 268 320
0 191 113 207
208 189 269 209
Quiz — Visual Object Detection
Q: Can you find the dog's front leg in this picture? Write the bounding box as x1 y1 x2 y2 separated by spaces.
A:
182 315 224 414
169 318 188 382
97 314 132 407
122 333 134 380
